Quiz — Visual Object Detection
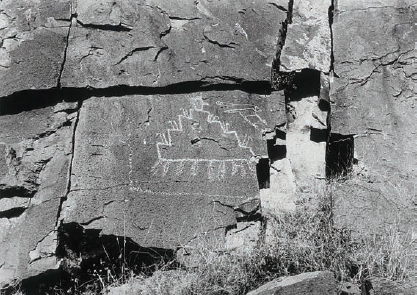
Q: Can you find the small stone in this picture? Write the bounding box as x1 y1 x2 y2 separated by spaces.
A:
246 271 337 295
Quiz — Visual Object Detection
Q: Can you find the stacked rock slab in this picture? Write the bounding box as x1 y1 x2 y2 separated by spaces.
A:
60 91 285 249
261 0 332 216
61 0 286 88
0 0 71 97
0 0 288 287
0 100 77 286
331 0 417 235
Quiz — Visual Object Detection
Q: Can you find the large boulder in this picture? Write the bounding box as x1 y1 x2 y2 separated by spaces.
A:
330 0 417 266
279 0 332 73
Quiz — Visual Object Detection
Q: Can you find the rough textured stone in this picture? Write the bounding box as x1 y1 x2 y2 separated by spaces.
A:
279 0 332 73
246 271 337 295
61 0 287 88
370 277 417 295
261 159 297 214
61 91 285 249
331 1 417 176
286 96 327 189
330 3 417 282
331 0 417 231
0 0 71 97
338 282 361 295
0 102 76 287
225 221 261 253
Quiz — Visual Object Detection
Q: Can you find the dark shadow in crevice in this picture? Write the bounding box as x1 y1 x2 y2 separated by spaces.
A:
9 222 176 294
318 98 331 112
4 269 72 295
256 158 270 189
0 81 272 116
286 69 321 101
326 133 354 178
267 139 286 162
271 0 294 90
0 186 36 199
310 128 328 143
0 207 26 219
328 0 335 73
236 212 263 223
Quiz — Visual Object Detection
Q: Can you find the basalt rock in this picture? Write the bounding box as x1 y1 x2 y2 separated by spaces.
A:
330 0 417 236
1 0 417 291
60 91 285 249
61 0 288 88
0 0 71 97
0 101 77 287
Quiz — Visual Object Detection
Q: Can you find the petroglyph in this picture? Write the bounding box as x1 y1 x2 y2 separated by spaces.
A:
128 96 258 196
216 101 267 129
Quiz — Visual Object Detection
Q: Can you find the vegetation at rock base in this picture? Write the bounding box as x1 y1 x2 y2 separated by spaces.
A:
3 180 415 295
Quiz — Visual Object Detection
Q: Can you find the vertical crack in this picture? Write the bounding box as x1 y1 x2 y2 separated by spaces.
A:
57 16 74 88
271 0 294 90
328 0 335 73
55 101 82 227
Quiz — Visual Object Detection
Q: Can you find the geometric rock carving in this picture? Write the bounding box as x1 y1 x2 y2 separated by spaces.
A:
61 91 285 249
130 95 258 197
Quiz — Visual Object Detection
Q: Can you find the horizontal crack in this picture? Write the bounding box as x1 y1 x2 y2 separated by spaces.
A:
76 20 132 32
115 46 157 65
0 81 272 115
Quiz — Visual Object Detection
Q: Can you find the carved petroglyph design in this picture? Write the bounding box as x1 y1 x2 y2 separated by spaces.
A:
128 96 259 197
216 101 267 129
152 96 255 177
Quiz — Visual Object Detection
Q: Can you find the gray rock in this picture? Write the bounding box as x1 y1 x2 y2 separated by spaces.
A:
225 221 262 253
339 282 361 295
246 271 337 295
279 0 332 73
0 0 71 97
330 1 417 243
0 104 75 287
61 0 287 88
61 91 285 249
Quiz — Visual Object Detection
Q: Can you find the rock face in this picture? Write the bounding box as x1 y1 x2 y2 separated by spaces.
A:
0 100 77 286
0 0 416 291
0 0 71 97
61 91 285 248
279 0 332 73
330 0 417 235
0 0 288 288
61 0 288 88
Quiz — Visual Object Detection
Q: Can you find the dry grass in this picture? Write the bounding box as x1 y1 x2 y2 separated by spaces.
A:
5 180 415 295
353 225 416 282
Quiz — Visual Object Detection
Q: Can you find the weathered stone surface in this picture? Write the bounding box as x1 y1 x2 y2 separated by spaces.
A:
286 96 327 189
0 102 76 287
0 0 71 97
330 1 417 238
261 158 297 215
279 0 332 73
336 0 416 11
61 91 285 248
333 177 416 235
370 277 417 295
225 221 261 253
61 0 287 88
246 271 337 295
